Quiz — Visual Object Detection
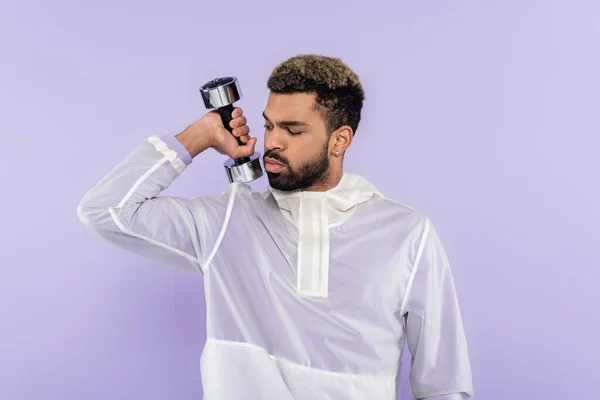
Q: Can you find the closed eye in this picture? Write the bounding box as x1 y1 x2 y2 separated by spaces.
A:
286 128 302 136
263 124 302 136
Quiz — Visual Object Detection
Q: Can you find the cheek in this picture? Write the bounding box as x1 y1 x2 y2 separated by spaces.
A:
289 146 322 169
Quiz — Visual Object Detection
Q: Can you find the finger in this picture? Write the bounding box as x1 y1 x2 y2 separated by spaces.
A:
233 130 249 143
245 137 257 150
231 107 243 119
234 137 257 158
237 130 251 143
232 125 250 137
247 137 258 151
230 115 247 129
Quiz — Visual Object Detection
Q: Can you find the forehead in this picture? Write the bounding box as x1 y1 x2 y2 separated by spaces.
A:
264 92 320 121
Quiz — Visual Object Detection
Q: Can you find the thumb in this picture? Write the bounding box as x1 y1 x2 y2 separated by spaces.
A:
232 137 257 159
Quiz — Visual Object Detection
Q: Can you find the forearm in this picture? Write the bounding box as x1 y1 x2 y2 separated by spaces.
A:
175 127 213 158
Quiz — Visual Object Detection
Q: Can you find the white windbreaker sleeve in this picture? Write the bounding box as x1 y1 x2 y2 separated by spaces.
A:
77 135 210 277
401 218 474 400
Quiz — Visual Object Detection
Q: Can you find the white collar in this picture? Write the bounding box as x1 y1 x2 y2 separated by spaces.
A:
267 172 383 227
266 172 383 298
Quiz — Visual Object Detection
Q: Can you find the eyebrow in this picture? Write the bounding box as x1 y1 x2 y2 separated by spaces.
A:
262 111 309 128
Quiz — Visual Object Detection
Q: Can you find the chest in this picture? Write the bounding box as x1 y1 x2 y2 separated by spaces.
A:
211 203 414 315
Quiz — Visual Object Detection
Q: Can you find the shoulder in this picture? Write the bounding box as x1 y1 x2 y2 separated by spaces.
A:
190 183 279 209
365 194 430 229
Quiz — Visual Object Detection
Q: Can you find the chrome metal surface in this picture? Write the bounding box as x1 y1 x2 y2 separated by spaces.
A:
200 77 242 108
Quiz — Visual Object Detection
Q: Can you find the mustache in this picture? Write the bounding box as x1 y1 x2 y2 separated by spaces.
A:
263 150 290 166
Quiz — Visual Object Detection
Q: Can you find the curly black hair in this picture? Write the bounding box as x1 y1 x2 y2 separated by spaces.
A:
267 54 365 136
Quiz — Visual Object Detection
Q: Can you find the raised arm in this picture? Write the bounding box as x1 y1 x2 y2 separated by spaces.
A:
77 108 257 276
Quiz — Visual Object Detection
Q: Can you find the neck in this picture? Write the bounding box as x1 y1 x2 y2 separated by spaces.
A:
302 167 343 192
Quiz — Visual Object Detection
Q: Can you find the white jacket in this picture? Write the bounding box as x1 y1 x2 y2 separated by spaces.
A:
77 135 474 399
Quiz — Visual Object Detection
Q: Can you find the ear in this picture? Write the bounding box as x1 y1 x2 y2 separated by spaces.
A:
329 125 353 157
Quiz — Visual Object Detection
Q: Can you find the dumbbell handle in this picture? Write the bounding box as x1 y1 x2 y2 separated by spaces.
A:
217 104 251 164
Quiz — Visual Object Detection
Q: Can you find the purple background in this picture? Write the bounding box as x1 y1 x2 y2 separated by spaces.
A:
1 0 598 399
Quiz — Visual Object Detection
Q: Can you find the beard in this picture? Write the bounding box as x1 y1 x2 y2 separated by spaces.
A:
264 143 330 191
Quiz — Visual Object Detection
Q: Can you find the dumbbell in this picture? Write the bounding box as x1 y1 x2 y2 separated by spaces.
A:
199 77 264 184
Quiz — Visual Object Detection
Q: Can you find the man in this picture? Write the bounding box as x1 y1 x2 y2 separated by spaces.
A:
78 54 474 399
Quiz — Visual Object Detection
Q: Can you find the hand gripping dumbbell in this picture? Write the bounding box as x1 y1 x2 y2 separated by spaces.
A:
199 77 264 183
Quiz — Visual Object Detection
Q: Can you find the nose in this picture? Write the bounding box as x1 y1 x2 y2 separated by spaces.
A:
264 128 285 152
